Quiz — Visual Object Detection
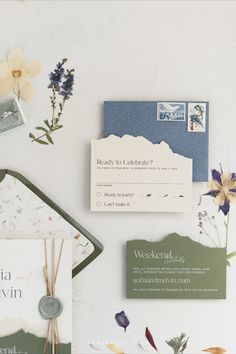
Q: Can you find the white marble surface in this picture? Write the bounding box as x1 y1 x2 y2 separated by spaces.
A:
1 1 236 353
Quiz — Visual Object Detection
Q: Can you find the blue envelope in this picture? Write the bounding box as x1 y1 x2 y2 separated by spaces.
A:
104 101 209 182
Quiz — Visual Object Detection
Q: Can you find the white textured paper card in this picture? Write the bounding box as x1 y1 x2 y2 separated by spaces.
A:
91 135 192 212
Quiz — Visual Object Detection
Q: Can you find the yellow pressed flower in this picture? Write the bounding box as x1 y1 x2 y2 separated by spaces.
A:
0 48 42 101
202 347 227 354
202 168 236 216
208 173 236 207
107 343 125 354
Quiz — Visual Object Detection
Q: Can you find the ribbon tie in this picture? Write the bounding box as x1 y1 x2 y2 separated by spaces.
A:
40 239 64 354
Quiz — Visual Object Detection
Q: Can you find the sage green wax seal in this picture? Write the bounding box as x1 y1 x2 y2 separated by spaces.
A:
39 295 63 320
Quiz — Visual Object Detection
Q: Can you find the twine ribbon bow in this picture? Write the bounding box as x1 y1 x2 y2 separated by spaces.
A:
42 239 64 354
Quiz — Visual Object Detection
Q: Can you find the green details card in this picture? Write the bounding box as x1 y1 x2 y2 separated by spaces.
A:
126 234 226 299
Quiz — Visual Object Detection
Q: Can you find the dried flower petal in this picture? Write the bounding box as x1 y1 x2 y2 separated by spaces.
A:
115 311 130 332
145 327 159 352
211 169 222 184
202 347 227 354
89 343 101 352
14 78 34 101
107 343 124 354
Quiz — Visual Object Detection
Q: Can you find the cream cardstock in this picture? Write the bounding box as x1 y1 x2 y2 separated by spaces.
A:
91 135 193 212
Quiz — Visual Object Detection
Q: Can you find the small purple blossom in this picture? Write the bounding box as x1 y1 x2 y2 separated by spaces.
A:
115 311 130 332
48 58 67 92
59 68 75 100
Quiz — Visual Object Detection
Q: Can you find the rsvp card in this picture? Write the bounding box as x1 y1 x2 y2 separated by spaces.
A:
0 239 72 353
91 135 192 212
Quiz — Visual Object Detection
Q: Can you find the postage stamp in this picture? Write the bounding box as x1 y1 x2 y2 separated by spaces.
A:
187 103 206 132
157 102 186 121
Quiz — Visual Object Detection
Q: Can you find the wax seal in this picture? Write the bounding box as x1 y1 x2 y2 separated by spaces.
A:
39 296 63 320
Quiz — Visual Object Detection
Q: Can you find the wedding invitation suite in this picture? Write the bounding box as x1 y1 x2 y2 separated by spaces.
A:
91 135 192 212
126 234 226 299
104 101 209 181
0 239 72 353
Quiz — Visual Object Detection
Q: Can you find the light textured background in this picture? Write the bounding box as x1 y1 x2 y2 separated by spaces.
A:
1 1 236 353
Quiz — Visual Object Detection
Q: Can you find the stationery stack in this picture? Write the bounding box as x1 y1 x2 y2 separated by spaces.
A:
0 239 72 353
91 101 209 213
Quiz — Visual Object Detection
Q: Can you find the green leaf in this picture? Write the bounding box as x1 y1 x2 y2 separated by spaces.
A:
227 260 231 267
46 134 54 144
44 119 51 129
53 125 63 131
227 251 236 259
35 126 48 132
224 220 229 228
181 338 189 352
29 132 35 139
35 138 49 145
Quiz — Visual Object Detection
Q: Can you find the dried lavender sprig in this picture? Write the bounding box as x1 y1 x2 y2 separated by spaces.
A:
29 59 75 145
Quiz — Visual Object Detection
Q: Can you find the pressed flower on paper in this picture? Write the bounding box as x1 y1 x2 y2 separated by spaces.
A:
0 48 42 101
29 58 75 145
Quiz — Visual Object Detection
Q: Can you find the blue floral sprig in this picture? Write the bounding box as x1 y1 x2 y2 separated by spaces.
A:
200 164 236 250
29 58 75 145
